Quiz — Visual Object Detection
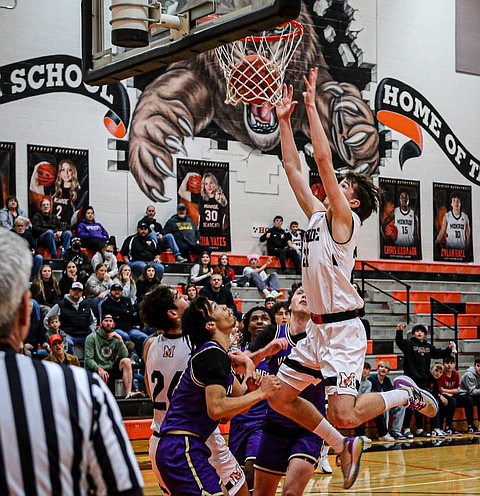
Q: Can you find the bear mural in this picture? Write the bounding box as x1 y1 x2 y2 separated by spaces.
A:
128 0 380 202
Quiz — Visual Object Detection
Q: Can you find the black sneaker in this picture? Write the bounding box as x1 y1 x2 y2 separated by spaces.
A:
445 427 462 436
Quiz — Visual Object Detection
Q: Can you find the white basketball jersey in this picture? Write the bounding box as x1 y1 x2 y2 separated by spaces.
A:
394 207 415 246
145 333 191 432
445 211 469 249
290 231 303 250
302 211 364 315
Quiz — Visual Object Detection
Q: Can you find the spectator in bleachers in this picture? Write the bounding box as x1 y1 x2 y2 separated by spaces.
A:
32 198 72 258
44 281 97 351
139 205 188 263
12 216 43 281
45 314 69 353
120 220 164 279
91 243 118 279
287 220 303 264
77 206 110 252
58 260 85 296
114 264 137 305
63 237 91 279
24 299 49 359
428 363 448 437
459 357 480 433
259 215 301 275
395 323 453 438
43 333 80 367
242 254 283 300
0 195 30 230
164 203 207 260
439 356 475 434
84 314 141 399
189 251 213 287
30 264 61 317
99 283 147 356
264 295 276 310
135 264 161 306
199 273 241 321
84 263 112 316
184 283 199 302
354 362 373 443
368 360 406 441
271 301 290 326
213 253 237 288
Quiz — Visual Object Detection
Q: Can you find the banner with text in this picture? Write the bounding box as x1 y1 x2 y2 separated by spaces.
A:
0 142 15 207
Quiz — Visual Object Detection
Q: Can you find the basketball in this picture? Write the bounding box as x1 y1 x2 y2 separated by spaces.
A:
36 162 56 187
385 223 398 241
188 173 202 194
230 54 279 106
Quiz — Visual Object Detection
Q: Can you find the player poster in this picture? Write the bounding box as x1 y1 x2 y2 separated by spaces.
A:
177 158 231 251
27 145 89 230
0 142 15 207
433 182 473 263
309 170 326 202
379 178 422 260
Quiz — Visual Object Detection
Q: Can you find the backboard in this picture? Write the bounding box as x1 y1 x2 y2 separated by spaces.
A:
82 0 302 86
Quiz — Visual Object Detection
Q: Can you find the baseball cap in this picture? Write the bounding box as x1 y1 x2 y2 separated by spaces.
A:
265 296 276 303
71 236 81 243
137 220 150 230
110 282 123 290
49 334 63 345
71 282 83 290
177 203 186 210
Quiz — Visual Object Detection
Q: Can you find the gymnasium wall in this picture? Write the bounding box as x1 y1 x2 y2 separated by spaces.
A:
0 0 479 262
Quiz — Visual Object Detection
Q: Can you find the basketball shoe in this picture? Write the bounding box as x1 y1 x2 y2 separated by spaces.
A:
393 375 438 417
336 437 364 489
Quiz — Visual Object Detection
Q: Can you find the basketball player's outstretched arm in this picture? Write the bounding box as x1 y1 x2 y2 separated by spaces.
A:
276 84 324 218
304 68 353 236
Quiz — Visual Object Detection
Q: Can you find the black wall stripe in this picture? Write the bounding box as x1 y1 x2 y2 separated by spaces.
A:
32 361 61 494
63 366 83 496
5 352 37 496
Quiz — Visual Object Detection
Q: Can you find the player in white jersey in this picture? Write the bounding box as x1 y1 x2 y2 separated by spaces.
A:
382 190 418 247
267 68 439 489
141 285 247 496
436 193 471 250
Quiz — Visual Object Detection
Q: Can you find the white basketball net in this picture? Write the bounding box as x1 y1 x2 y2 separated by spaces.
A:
215 21 303 109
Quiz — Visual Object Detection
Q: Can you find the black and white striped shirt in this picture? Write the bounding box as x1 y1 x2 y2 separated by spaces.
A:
0 345 143 495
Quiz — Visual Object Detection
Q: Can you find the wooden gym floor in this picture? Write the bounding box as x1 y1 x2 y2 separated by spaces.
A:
135 435 480 495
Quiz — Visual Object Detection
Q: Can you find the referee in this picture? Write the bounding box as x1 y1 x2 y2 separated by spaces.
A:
0 229 144 495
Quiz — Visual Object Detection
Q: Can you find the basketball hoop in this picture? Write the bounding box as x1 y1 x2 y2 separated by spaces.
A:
215 20 303 108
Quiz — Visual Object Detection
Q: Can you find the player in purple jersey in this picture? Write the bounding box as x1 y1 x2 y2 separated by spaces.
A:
268 68 439 489
156 297 281 496
247 284 325 495
228 306 273 491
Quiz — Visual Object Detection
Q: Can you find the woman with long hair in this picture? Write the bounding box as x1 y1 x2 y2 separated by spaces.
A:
30 264 61 315
213 253 236 288
85 262 111 300
77 205 110 252
114 264 137 305
189 250 213 286
136 263 161 305
52 159 80 228
59 260 80 295
183 283 199 302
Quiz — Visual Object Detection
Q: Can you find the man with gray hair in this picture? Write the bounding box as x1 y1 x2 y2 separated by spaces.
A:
0 229 143 495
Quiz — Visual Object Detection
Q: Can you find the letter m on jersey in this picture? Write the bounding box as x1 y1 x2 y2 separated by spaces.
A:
338 372 357 391
163 345 175 358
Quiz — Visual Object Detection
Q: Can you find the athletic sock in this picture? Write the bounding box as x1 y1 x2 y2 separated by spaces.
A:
380 390 409 410
313 418 345 453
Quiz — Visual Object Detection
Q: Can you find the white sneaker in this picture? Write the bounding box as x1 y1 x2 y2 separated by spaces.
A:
378 433 395 442
431 428 446 437
319 454 333 474
393 375 438 417
270 290 284 298
360 435 372 444
403 429 414 439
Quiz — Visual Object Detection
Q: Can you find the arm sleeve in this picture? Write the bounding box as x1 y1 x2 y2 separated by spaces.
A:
192 347 230 390
117 341 129 360
248 325 277 352
84 336 99 371
430 344 452 359
259 229 270 243
395 330 406 351
77 222 88 238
